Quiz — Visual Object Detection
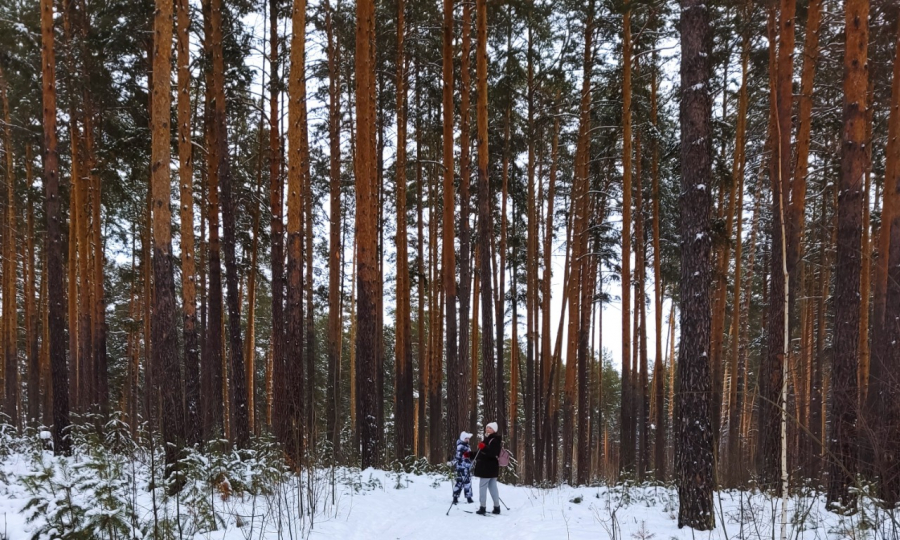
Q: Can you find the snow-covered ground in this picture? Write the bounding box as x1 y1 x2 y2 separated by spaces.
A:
1 447 897 539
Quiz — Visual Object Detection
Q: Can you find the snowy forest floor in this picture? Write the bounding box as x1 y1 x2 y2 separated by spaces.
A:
0 427 898 539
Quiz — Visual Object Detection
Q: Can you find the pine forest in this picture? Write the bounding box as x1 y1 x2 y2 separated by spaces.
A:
0 0 899 536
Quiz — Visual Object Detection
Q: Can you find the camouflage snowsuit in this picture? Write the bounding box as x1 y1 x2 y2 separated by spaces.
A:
451 438 473 499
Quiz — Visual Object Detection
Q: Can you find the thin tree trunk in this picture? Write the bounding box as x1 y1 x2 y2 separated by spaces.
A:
325 0 343 457
759 3 786 491
25 147 39 426
725 12 750 485
415 63 426 455
394 0 414 459
620 2 634 477
441 0 459 447
650 48 666 482
636 127 649 482
457 0 473 457
495 22 514 439
268 0 286 442
524 5 536 484
245 126 264 434
537 100 559 484
475 0 496 424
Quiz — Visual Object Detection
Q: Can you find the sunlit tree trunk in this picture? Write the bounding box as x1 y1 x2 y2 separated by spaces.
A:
150 0 187 476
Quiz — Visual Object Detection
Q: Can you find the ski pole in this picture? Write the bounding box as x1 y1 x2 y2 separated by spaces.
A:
499 497 510 511
446 498 456 516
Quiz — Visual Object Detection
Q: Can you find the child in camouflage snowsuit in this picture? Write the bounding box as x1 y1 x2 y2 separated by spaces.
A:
449 431 474 504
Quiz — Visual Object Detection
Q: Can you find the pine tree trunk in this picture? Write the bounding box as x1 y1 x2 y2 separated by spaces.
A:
394 0 414 460
355 0 381 468
150 0 187 477
25 147 39 426
636 127 649 482
176 0 201 446
1 68 18 427
620 3 634 477
826 0 867 509
537 102 559 484
858 92 873 409
475 0 496 425
245 131 264 434
268 0 286 442
67 110 79 414
415 68 427 455
676 0 715 528
286 0 310 460
724 15 750 486
524 7 536 484
88 112 107 414
866 22 900 507
305 80 317 448
758 3 786 491
441 0 459 448
40 0 71 455
325 0 343 457
650 49 666 482
457 0 474 452
428 153 442 463
209 0 250 447
202 0 225 439
874 20 900 331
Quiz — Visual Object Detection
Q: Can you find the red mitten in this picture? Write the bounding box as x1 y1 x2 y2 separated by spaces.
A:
463 451 471 459
478 442 485 450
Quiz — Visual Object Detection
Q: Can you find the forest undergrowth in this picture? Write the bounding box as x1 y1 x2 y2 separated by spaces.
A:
1 418 898 540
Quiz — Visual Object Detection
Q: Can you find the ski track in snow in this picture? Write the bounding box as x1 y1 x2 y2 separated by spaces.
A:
1 452 895 539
